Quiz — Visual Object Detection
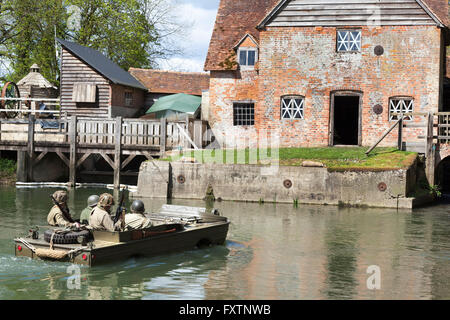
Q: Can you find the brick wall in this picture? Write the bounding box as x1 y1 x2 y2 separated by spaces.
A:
209 25 444 148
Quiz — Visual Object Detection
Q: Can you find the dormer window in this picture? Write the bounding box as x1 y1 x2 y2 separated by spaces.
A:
234 33 259 70
239 48 257 67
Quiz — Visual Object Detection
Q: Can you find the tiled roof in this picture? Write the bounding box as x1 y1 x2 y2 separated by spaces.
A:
204 0 278 71
129 68 210 95
421 0 449 26
205 0 448 71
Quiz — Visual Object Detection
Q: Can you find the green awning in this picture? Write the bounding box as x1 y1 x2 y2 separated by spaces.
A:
146 93 201 115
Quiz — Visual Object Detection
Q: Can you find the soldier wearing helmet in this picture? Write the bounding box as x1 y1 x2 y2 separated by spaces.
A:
47 190 79 228
79 195 99 225
89 193 122 231
124 200 152 231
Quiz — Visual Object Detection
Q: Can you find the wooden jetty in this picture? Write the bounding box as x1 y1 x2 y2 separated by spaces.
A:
0 107 212 188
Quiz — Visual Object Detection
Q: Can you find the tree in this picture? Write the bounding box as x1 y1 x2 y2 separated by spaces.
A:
1 0 186 85
6 0 66 84
0 0 17 80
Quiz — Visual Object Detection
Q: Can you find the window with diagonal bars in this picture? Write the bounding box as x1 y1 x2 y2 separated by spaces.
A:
389 98 414 121
337 30 361 52
281 96 304 119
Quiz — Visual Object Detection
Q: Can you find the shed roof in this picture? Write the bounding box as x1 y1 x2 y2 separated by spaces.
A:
129 68 210 95
17 64 57 89
56 38 147 91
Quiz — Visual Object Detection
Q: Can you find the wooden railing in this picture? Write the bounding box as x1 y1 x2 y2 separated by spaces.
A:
437 112 450 144
0 114 193 150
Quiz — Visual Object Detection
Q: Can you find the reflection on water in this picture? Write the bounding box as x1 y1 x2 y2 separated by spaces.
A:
0 186 450 300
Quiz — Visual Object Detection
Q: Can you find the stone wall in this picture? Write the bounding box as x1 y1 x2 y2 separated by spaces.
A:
136 160 423 209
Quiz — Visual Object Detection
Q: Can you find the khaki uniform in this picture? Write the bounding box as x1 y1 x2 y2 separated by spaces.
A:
47 205 74 227
89 206 121 232
124 213 152 231
80 207 93 225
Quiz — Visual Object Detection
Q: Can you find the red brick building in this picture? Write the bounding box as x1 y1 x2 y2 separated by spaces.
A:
205 0 449 148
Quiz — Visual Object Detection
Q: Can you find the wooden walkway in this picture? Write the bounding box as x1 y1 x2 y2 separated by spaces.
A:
0 114 210 188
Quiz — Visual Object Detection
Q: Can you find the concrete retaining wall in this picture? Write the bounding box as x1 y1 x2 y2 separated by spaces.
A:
136 160 424 209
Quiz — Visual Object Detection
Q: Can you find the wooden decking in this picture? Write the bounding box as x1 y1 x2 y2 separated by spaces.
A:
0 114 209 188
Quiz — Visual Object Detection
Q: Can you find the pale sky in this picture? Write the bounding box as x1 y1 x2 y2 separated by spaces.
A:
156 0 220 73
0 0 220 76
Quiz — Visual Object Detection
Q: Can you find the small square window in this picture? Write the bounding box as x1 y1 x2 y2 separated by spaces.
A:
238 49 257 67
125 92 133 106
337 30 361 52
281 96 304 119
233 103 255 126
389 97 414 121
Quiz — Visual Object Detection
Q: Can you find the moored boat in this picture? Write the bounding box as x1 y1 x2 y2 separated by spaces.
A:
14 205 229 267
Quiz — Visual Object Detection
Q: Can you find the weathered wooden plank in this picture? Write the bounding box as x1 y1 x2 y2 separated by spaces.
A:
27 115 35 181
267 0 436 27
34 151 48 165
69 116 78 186
114 117 123 189
160 118 167 156
76 152 92 168
99 152 115 169
121 154 135 170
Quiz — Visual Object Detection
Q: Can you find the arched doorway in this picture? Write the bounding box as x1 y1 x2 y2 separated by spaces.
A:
436 156 450 194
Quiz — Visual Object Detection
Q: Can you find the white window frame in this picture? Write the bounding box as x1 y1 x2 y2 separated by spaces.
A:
389 97 414 121
281 96 305 120
337 30 362 52
237 47 258 69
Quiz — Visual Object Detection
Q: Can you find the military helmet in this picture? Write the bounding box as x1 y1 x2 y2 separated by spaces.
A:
52 190 67 204
98 193 115 208
130 200 145 213
87 195 99 208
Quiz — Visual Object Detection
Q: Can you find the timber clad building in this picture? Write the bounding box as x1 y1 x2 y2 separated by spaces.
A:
205 0 450 148
57 38 148 118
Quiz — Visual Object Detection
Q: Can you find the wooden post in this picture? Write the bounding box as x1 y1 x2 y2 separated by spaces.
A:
69 115 77 187
194 120 203 149
398 117 403 151
17 151 29 182
425 112 435 185
160 118 167 157
114 116 123 189
185 115 190 149
27 114 35 181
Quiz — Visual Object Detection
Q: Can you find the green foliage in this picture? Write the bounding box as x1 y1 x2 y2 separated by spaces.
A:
428 184 442 198
67 0 159 71
0 158 16 175
6 0 66 85
1 0 181 84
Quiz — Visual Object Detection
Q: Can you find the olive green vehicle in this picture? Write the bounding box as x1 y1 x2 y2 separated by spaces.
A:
14 205 229 267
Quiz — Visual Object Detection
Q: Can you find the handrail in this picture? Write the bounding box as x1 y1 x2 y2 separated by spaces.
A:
365 117 404 155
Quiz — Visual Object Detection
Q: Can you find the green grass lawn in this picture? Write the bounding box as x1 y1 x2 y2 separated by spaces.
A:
162 147 417 171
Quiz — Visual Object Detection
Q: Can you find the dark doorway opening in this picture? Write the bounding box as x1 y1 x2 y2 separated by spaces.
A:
443 78 450 112
333 95 360 146
436 157 450 194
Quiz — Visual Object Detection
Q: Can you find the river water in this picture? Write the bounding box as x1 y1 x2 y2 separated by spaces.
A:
0 186 449 300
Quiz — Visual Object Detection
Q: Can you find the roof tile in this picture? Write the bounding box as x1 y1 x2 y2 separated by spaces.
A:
129 68 210 95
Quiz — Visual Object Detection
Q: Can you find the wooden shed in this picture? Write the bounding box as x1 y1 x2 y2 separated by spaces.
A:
57 38 148 118
17 64 59 100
